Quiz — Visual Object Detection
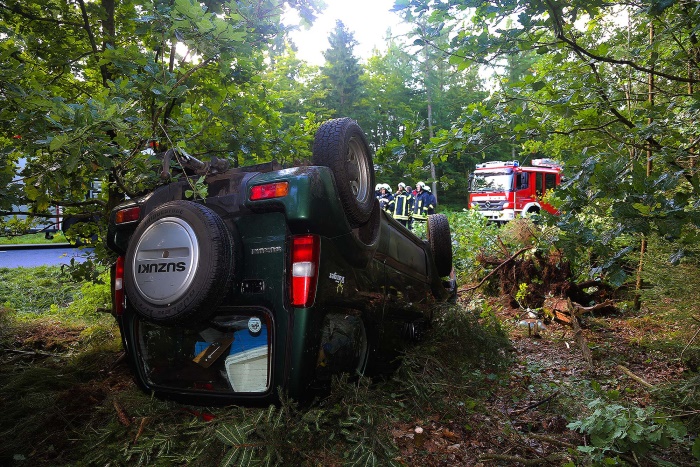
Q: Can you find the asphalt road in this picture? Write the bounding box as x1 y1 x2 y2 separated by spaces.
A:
0 244 94 268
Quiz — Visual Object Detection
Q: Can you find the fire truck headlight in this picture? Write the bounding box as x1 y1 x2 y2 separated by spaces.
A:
503 202 510 208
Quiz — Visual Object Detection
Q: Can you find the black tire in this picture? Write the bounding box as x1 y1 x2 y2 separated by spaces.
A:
123 200 236 325
312 118 375 227
427 214 453 277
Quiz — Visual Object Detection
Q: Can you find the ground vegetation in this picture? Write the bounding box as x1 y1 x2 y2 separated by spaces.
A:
2 217 700 466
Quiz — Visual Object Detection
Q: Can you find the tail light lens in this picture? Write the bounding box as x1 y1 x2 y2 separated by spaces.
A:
115 206 140 224
290 235 320 307
250 182 289 201
114 256 125 316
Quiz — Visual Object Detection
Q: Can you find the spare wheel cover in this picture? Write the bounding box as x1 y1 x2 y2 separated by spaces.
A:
124 200 236 325
130 216 199 305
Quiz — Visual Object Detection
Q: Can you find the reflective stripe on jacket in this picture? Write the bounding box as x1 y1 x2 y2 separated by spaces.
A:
392 193 412 220
412 191 436 220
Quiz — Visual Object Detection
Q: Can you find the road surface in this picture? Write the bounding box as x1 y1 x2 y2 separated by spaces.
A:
0 244 94 268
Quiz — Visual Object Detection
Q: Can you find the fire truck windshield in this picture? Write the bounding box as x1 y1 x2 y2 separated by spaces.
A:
470 171 514 192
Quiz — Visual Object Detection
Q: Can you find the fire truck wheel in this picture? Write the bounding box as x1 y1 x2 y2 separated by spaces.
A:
427 214 453 277
124 200 237 325
312 118 376 227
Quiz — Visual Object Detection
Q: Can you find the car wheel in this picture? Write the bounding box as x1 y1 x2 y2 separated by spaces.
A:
312 118 375 227
124 200 236 325
427 214 453 277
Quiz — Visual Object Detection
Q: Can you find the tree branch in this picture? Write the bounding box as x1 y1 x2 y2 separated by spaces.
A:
511 390 560 415
76 0 109 87
0 1 83 27
617 364 654 389
557 33 699 84
460 247 530 294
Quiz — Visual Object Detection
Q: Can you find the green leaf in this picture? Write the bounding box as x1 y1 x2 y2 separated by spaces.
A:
693 436 700 460
531 81 546 92
49 134 71 152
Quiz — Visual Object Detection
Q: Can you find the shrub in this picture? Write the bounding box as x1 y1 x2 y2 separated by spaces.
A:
568 386 687 463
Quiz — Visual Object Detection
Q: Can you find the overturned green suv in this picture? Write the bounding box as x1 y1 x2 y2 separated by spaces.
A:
107 118 455 405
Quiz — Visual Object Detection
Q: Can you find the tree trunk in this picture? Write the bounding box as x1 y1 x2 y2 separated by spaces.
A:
635 21 654 311
423 42 438 202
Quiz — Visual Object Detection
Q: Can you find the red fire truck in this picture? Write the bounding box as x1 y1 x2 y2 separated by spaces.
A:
468 159 563 222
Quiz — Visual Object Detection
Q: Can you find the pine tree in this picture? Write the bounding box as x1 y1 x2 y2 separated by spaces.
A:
321 20 364 119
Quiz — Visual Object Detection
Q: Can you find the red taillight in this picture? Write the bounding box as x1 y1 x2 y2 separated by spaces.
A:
290 235 320 307
114 256 125 316
115 206 141 224
250 182 289 201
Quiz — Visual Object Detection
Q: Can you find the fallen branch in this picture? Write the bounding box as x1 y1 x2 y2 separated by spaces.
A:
479 452 569 465
528 433 577 449
108 351 126 371
617 364 654 389
133 417 149 444
681 324 700 361
573 299 615 316
570 309 593 367
544 297 615 323
511 390 560 415
460 247 530 294
3 348 65 358
113 399 131 427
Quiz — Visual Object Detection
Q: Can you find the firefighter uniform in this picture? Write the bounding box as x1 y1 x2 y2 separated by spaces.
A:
412 182 436 223
378 186 394 213
392 183 413 227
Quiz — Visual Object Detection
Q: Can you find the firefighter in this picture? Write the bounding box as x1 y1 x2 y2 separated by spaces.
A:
423 184 437 215
378 184 394 213
375 183 382 199
392 182 412 227
411 181 436 224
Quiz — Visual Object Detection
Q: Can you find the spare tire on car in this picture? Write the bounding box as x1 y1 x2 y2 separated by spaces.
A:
312 118 376 227
123 200 237 325
427 214 453 277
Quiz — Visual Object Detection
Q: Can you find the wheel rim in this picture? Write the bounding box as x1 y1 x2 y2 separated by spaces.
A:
346 136 370 203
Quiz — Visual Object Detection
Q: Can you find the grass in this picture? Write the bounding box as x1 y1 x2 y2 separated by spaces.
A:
0 232 69 245
0 267 83 315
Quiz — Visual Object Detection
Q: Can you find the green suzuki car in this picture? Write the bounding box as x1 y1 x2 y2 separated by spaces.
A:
107 118 455 405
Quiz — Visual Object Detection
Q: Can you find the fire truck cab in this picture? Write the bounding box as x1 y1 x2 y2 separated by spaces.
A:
468 159 562 223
